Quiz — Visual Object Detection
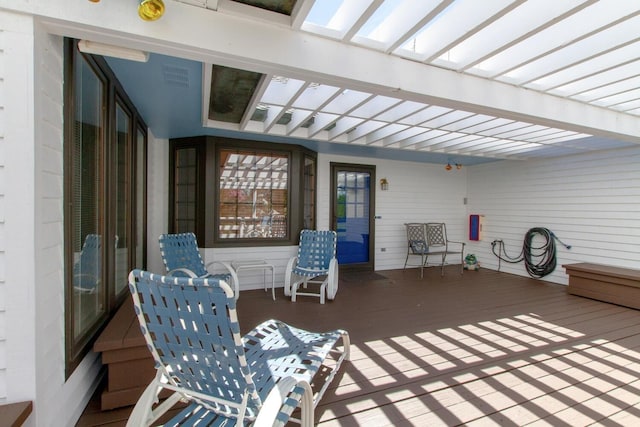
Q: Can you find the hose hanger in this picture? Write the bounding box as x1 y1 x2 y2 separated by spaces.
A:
491 228 571 279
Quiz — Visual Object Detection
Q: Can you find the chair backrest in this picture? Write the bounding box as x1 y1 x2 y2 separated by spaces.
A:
296 230 336 272
128 269 262 418
271 213 287 238
425 223 447 247
405 223 428 253
158 232 209 277
73 234 102 290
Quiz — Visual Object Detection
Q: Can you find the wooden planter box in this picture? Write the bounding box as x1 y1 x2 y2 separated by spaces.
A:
564 263 640 310
93 298 155 410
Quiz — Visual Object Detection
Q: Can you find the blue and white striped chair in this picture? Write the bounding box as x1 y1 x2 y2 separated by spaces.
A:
72 234 102 293
285 230 339 304
127 269 350 427
159 232 239 298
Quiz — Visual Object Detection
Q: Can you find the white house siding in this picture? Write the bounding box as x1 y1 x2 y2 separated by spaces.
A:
35 28 103 427
202 153 468 291
317 154 469 273
203 245 298 292
146 133 169 276
0 13 103 426
0 9 37 422
466 147 640 285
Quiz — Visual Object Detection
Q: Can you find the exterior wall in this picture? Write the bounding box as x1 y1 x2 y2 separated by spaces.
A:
202 153 468 290
35 28 103 427
0 5 638 427
146 133 169 276
466 147 640 285
204 245 297 292
0 12 103 426
317 154 468 272
0 10 37 421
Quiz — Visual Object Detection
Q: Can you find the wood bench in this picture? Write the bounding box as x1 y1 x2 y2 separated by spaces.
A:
564 263 640 310
93 298 155 410
0 401 33 427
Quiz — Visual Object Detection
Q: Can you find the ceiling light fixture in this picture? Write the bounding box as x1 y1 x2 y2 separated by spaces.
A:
138 0 165 21
78 40 150 62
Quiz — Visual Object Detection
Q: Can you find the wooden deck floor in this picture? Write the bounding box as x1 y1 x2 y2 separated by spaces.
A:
77 267 640 426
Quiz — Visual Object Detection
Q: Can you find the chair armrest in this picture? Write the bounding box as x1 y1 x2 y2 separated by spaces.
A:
205 260 240 298
73 273 100 292
284 256 298 296
445 241 466 255
255 376 314 427
167 268 198 278
126 371 184 427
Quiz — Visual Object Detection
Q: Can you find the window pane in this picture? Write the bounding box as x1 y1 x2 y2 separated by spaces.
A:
72 54 105 339
66 39 148 377
135 127 146 268
303 156 315 230
173 147 197 233
114 102 130 294
218 149 289 239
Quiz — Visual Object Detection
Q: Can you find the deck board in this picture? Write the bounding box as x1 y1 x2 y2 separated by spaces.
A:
76 267 640 426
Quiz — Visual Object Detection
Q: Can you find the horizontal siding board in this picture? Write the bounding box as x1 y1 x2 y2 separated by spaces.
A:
467 146 640 285
202 246 297 291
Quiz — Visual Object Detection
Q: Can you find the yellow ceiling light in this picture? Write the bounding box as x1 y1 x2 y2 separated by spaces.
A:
138 0 165 21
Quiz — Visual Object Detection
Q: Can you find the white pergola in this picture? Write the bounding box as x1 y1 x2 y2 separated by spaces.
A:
195 0 640 161
20 0 640 161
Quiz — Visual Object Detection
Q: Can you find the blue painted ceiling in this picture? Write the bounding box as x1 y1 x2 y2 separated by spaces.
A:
107 54 499 166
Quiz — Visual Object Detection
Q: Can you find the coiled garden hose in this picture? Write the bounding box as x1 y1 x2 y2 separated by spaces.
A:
491 228 571 279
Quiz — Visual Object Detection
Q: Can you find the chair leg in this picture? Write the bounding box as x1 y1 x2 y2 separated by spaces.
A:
319 281 327 304
440 254 446 276
421 255 428 278
327 259 339 300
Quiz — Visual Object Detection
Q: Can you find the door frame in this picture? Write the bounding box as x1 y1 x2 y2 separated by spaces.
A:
330 162 376 272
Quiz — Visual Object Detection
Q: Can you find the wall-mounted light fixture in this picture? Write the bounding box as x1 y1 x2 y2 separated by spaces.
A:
88 0 165 21
445 163 452 171
139 0 165 21
380 177 389 191
445 163 463 171
78 40 150 62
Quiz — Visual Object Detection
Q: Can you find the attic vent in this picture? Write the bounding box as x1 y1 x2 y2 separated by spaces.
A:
163 65 189 87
